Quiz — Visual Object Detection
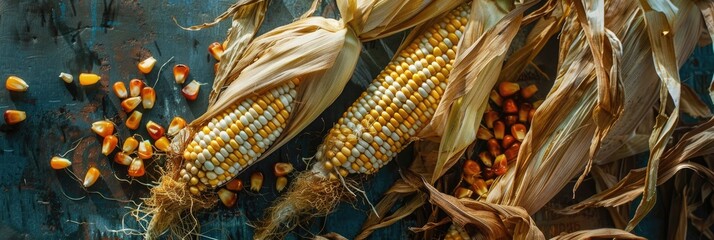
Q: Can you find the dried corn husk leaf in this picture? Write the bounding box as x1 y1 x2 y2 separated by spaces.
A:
549 228 645 240
420 0 538 183
681 83 713 118
559 117 714 214
190 0 465 160
697 0 714 50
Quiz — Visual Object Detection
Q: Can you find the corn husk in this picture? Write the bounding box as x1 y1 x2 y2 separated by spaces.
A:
360 0 710 238
145 0 468 238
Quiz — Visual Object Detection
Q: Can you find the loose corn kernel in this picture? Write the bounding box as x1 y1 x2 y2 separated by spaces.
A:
129 79 144 97
50 156 72 170
492 154 507 176
138 56 157 74
113 82 128 98
181 80 200 101
250 172 263 191
141 87 156 109
102 135 118 156
511 123 527 141
155 136 170 152
478 151 493 167
138 140 153 159
173 64 189 84
519 103 532 123
208 42 224 61
489 90 502 106
91 120 114 137
502 135 515 149
484 111 499 129
83 167 101 187
5 76 29 92
487 138 501 157
503 99 518 114
521 84 538 99
504 142 520 161
146 121 165 140
121 97 141 112
471 178 488 197
4 110 26 125
462 159 480 177
126 111 143 130
114 152 133 165
123 137 139 153
476 127 493 140
167 117 186 136
276 176 288 192
454 187 473 199
498 82 520 97
218 188 237 207
273 162 294 177
128 158 145 177
226 179 243 191
79 73 101 86
505 115 518 126
59 72 73 83
493 121 505 139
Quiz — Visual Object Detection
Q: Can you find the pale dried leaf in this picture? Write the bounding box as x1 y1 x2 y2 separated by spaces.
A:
549 228 645 240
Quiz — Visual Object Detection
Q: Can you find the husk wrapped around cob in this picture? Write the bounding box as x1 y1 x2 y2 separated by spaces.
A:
357 0 714 239
141 0 467 238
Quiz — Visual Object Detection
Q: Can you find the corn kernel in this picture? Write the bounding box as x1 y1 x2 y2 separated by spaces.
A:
5 76 29 92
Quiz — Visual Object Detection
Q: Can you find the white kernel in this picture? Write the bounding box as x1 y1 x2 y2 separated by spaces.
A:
216 154 225 162
395 91 407 102
204 161 215 171
408 65 417 73
202 149 211 159
248 124 257 133
220 132 230 142
418 88 428 98
258 116 268 125
214 167 225 175
391 132 399 141
238 146 248 154
239 131 248 140
197 153 206 163
240 116 249 126
374 136 384 145
207 122 215 129
206 172 217 180
444 38 453 48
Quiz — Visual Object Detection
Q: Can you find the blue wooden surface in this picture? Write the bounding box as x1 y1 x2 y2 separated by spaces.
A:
0 0 412 239
1 0 712 239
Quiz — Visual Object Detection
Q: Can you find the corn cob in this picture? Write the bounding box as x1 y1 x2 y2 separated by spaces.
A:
257 4 470 239
315 5 469 178
180 78 300 193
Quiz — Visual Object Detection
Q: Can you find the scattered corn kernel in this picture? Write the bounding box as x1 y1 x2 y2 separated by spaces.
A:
226 179 243 191
476 127 493 140
50 156 72 170
498 82 520 97
492 154 507 176
511 123 527 141
462 159 481 177
250 172 263 191
478 152 493 167
145 121 165 140
59 72 73 83
138 140 153 159
273 163 294 177
155 136 170 152
128 158 145 177
126 111 143 130
141 87 156 109
91 120 114 137
471 178 488 197
138 56 157 74
504 143 520 161
173 64 189 84
123 136 139 153
4 110 26 125
519 103 532 123
487 138 501 158
218 188 237 207
181 80 200 101
114 152 132 165
503 99 518 114
454 187 473 199
208 42 224 61
521 84 538 99
113 82 128 98
83 167 101 187
502 135 515 149
121 97 142 112
129 79 144 97
484 111 499 129
493 121 505 140
489 90 502 106
276 176 288 192
102 135 118 156
6 76 29 92
167 117 186 136
79 73 101 86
